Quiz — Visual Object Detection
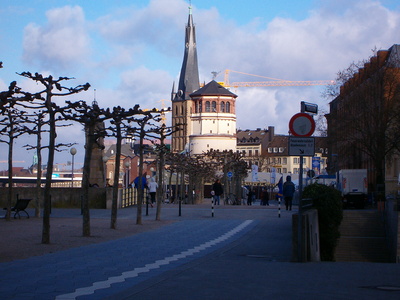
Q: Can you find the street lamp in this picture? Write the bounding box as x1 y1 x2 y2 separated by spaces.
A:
70 147 77 188
124 160 131 188
126 134 136 153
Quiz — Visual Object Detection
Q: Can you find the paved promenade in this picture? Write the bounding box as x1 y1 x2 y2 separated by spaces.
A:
1 201 400 299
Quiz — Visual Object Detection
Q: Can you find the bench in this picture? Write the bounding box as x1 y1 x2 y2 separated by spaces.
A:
3 198 32 219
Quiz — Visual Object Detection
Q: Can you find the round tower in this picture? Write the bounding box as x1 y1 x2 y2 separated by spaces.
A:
188 80 237 155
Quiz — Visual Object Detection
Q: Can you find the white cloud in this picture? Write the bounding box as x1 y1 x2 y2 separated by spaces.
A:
194 0 400 132
3 0 400 166
22 5 90 72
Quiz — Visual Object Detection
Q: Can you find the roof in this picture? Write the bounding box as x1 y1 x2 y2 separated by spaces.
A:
236 128 269 145
173 9 200 101
388 44 400 67
189 80 237 98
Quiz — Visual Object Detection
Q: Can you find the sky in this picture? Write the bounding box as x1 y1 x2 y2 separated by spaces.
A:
1 0 400 169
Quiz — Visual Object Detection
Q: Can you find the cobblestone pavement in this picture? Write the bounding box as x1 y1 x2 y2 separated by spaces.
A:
1 201 400 299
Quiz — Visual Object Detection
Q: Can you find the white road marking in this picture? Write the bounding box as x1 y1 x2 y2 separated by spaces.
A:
56 220 253 300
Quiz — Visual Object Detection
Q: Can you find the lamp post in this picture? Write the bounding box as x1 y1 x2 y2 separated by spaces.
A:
102 156 109 187
70 147 77 188
124 160 131 188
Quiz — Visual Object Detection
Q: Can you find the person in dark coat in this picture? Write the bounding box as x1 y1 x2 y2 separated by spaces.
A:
212 179 224 205
247 187 254 205
283 175 295 210
212 179 223 205
261 188 269 206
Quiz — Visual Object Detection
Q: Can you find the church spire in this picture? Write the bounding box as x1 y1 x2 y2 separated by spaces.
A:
173 4 200 101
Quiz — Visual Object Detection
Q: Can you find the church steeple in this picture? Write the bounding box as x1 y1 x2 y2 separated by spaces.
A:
173 4 200 101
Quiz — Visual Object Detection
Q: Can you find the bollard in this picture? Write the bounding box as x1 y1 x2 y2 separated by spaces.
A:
278 197 281 218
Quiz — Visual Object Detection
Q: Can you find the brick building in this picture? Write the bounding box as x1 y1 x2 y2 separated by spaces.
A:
326 44 400 195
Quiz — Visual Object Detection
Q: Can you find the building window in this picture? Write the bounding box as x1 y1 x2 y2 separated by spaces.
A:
283 168 287 173
283 158 287 164
249 150 252 156
268 148 272 153
274 147 278 153
277 158 281 164
226 102 230 113
199 102 202 112
220 101 225 112
212 101 217 112
279 147 284 153
205 101 210 112
255 149 259 156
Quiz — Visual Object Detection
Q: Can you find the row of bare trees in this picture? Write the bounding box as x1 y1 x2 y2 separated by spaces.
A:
0 71 175 244
1 70 251 244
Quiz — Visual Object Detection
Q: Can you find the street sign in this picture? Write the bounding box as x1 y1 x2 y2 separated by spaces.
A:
301 101 318 114
288 137 315 156
289 113 315 137
227 171 233 178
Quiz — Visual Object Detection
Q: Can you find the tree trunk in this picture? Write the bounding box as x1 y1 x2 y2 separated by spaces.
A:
42 102 55 244
136 131 145 225
81 123 95 237
35 122 43 218
111 123 122 229
5 133 14 221
155 144 164 221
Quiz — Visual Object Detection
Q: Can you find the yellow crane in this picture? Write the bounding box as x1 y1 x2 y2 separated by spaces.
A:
222 69 335 88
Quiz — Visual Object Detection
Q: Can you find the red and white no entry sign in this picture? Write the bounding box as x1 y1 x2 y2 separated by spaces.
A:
289 113 315 137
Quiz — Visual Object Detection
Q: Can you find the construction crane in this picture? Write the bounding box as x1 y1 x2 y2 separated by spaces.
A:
222 69 335 88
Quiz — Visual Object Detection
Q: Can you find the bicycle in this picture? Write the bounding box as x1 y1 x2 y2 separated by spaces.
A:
225 193 241 205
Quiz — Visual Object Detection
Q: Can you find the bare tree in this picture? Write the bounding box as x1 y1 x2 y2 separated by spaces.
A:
18 72 90 244
131 111 162 225
63 100 110 236
326 49 400 192
23 110 74 217
0 106 28 220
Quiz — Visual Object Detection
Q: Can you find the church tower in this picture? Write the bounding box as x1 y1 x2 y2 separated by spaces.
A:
171 5 200 153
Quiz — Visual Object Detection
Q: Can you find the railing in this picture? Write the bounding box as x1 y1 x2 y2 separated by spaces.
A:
121 187 137 208
300 198 313 210
120 188 151 208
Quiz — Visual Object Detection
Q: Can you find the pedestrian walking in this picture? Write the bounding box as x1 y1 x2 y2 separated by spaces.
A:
134 174 149 206
247 187 254 205
261 187 269 206
283 176 295 210
148 177 158 207
242 186 249 205
212 179 223 205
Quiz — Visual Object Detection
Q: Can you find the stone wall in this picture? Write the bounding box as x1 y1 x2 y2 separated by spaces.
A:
0 187 107 209
385 198 400 263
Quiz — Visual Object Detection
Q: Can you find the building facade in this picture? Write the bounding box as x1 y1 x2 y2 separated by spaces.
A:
237 127 328 176
326 44 400 195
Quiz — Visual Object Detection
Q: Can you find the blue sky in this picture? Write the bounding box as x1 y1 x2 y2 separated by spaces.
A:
1 0 400 167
